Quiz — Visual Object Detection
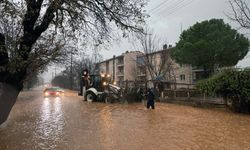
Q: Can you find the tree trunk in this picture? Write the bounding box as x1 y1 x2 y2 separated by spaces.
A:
0 82 21 125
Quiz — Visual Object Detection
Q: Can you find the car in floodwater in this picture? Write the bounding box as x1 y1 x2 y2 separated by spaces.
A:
44 87 64 97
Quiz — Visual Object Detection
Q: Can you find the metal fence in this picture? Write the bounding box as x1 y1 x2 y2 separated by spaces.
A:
118 80 196 90
118 80 225 105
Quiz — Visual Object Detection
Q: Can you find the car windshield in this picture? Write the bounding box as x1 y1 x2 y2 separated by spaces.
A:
45 87 60 91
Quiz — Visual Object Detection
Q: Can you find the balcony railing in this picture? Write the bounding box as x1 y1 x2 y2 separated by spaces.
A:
117 72 124 76
117 63 124 66
137 74 146 77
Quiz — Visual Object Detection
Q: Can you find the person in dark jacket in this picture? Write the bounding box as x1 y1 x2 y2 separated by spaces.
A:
136 87 144 102
146 88 155 109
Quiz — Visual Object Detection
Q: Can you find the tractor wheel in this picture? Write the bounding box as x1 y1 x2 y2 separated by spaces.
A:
104 95 112 103
85 92 96 102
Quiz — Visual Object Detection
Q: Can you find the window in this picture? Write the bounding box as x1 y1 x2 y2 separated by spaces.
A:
118 67 124 75
180 74 185 81
106 62 109 73
136 56 145 65
117 57 124 65
137 67 146 76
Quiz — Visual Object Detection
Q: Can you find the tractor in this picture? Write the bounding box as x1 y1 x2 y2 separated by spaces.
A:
79 69 122 103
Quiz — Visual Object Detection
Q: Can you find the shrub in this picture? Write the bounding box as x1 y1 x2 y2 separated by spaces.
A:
196 68 250 112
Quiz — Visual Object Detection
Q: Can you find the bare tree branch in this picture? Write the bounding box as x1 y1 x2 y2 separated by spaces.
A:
134 29 176 87
228 0 250 29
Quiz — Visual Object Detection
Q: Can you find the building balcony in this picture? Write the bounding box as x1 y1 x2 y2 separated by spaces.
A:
192 66 204 71
117 63 124 67
137 73 146 77
117 73 124 77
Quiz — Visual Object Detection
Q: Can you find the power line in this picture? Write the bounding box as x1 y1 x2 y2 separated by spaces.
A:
150 0 187 15
148 0 170 14
163 0 196 17
148 0 197 22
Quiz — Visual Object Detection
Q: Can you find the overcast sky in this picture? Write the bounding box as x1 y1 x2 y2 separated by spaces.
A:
43 0 250 82
100 0 250 67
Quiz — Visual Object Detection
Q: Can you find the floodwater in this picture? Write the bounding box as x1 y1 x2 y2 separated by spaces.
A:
1 90 250 150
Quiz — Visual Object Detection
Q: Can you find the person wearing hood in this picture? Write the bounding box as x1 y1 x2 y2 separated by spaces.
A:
146 88 155 109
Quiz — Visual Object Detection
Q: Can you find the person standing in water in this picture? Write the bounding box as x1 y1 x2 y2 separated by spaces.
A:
146 88 155 109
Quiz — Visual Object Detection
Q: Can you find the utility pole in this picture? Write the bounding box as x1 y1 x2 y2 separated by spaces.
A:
181 23 183 33
54 66 56 77
113 55 115 82
70 52 73 90
51 71 54 86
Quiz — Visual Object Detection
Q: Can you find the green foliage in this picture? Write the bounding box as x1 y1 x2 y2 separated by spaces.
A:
197 68 250 112
172 19 249 75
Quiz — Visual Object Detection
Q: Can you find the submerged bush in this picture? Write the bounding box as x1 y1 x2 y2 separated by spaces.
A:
196 68 250 113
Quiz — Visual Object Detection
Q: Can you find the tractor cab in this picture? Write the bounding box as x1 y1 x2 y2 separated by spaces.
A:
89 73 111 92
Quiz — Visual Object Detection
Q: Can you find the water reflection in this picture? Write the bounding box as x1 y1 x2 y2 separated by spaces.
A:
99 106 115 150
1 93 250 150
34 97 65 149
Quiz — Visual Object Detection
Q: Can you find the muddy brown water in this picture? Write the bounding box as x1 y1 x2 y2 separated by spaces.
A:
0 90 250 150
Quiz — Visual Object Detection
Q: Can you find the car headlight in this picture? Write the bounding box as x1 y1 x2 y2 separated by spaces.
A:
45 92 49 96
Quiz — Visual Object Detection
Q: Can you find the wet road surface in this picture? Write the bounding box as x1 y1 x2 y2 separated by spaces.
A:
1 90 250 150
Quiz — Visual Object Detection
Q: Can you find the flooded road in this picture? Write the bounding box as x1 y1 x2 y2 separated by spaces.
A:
1 90 250 150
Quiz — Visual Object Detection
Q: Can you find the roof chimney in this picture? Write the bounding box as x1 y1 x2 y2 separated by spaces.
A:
163 44 168 50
